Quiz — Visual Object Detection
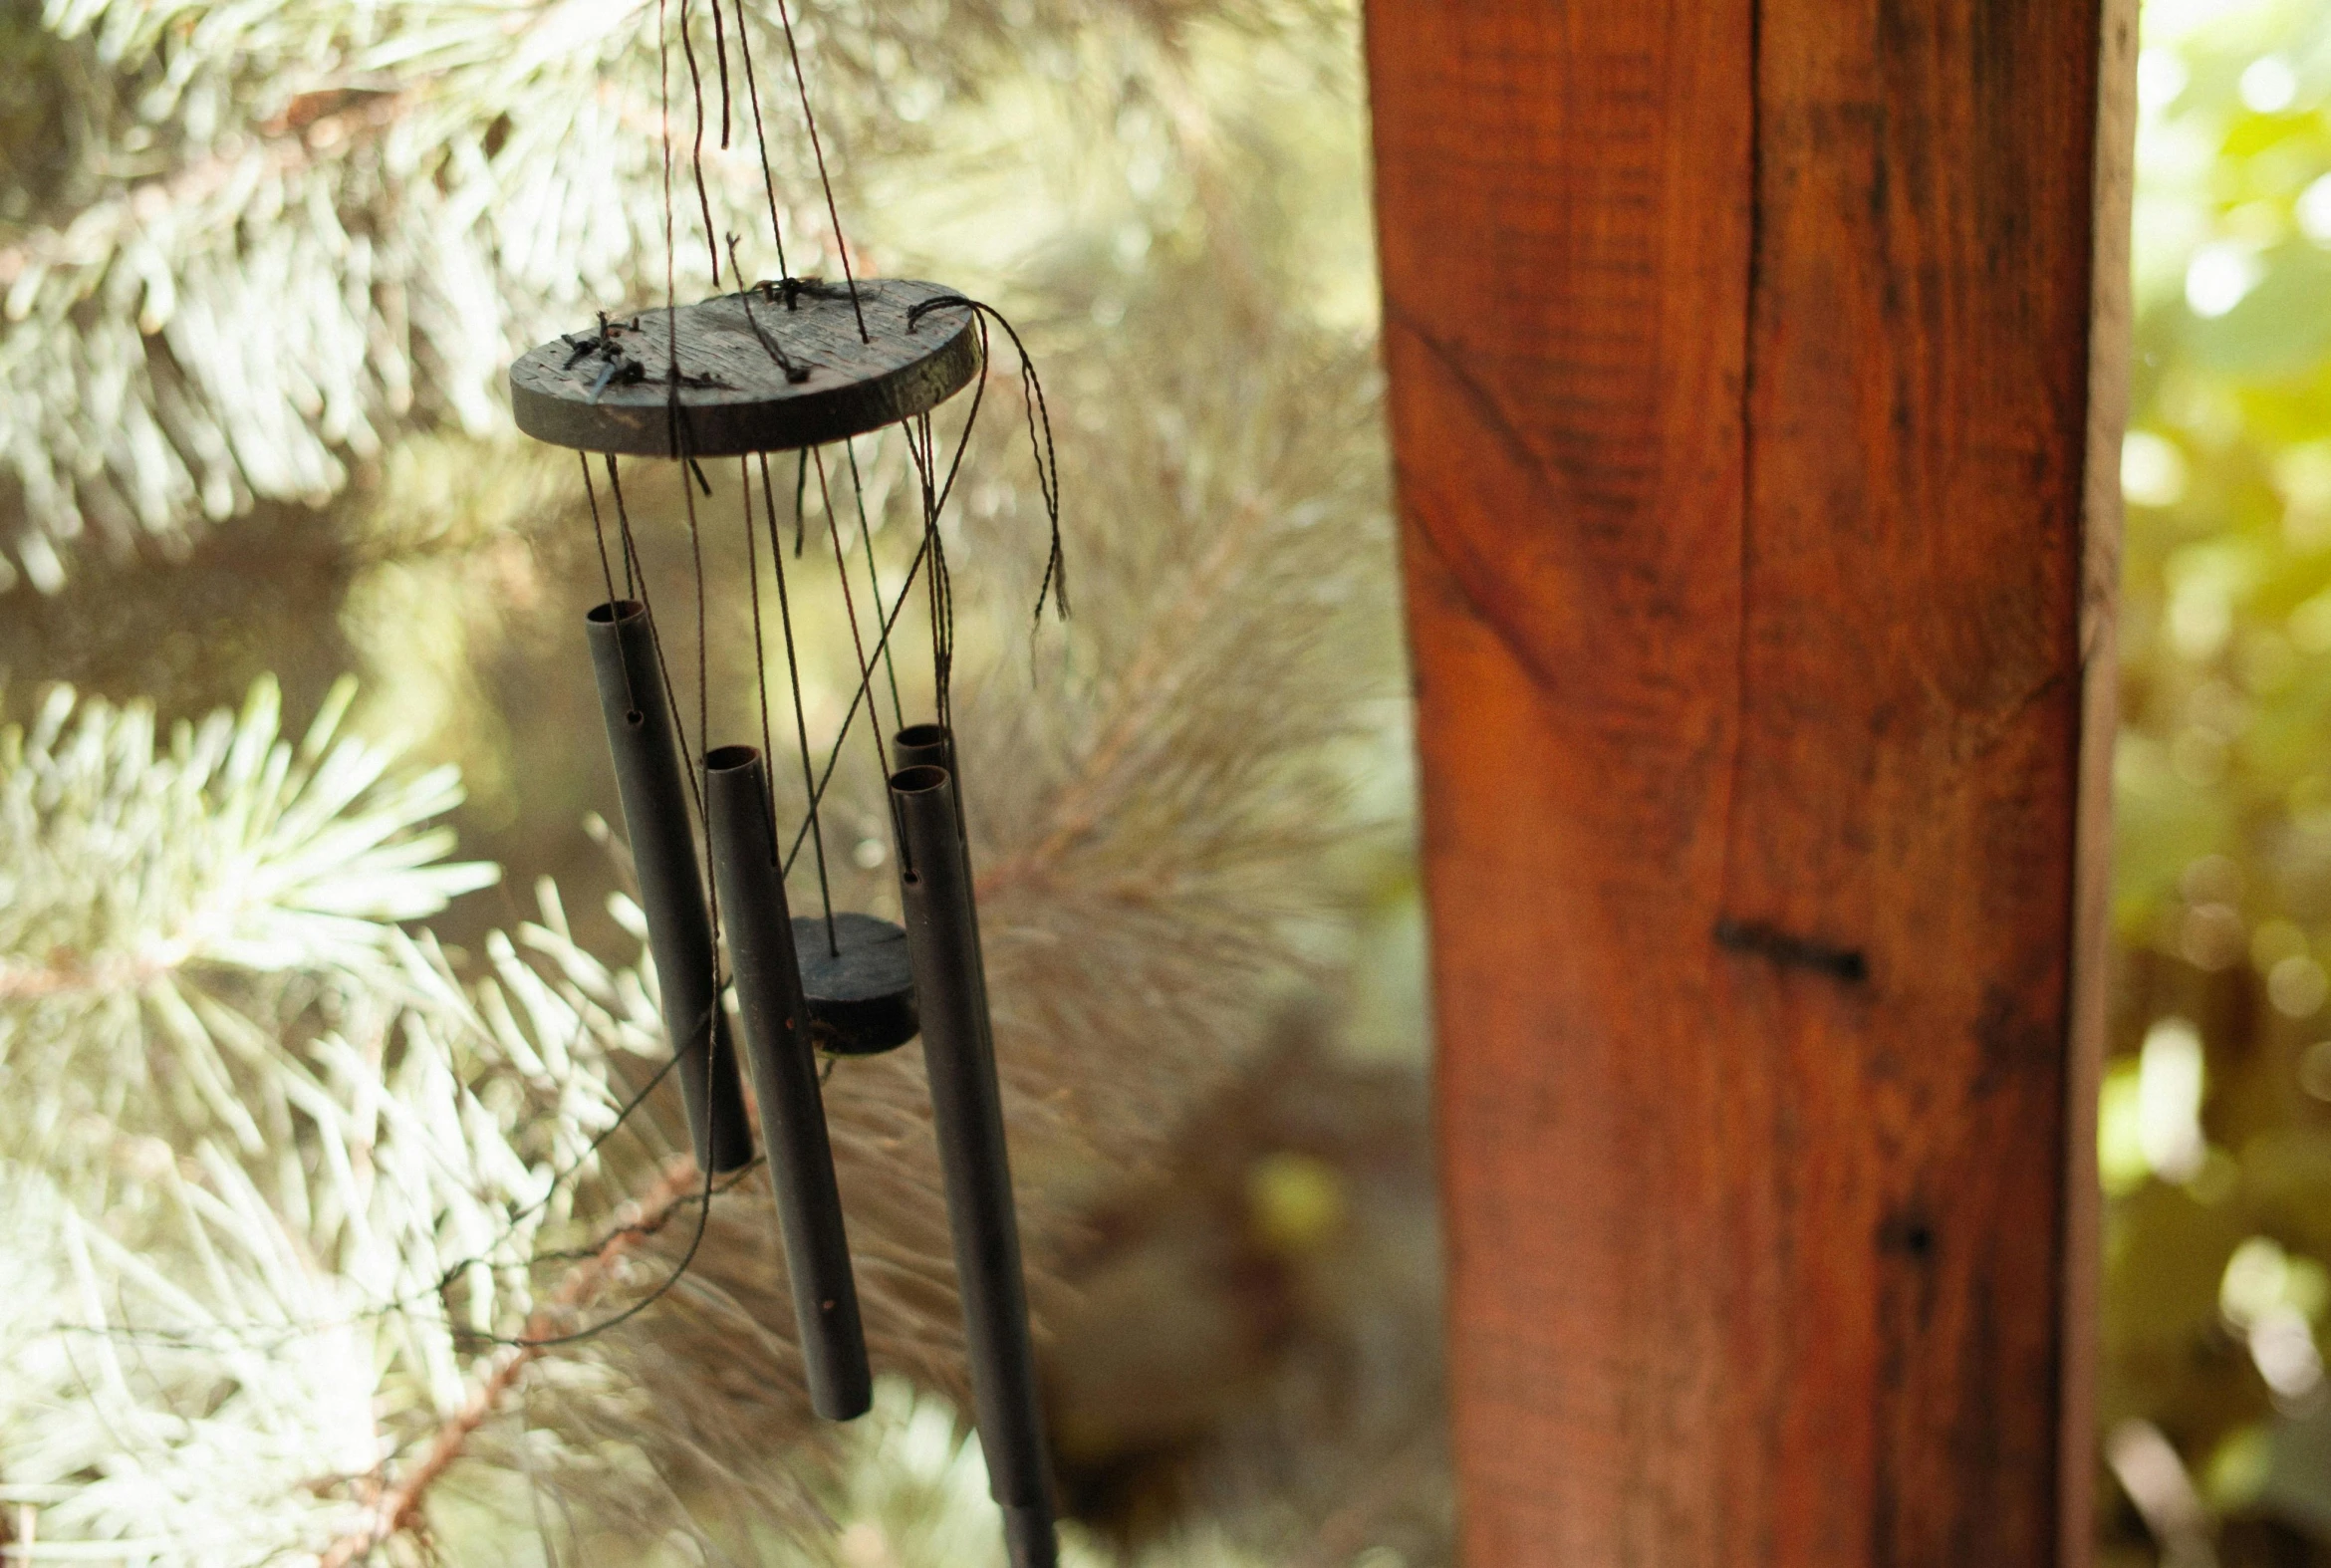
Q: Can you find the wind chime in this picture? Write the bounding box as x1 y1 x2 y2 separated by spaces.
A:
504 2 1066 1562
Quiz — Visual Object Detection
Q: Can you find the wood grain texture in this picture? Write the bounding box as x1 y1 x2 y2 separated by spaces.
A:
1364 0 2115 1562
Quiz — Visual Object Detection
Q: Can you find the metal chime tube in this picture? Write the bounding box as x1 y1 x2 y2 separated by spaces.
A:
586 600 754 1174
890 763 1056 1568
893 721 977 878
892 722 972 849
704 745 873 1421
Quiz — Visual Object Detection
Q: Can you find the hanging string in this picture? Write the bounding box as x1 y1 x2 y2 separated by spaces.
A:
728 235 810 383
677 0 722 287
479 1159 746 1350
741 457 781 850
906 295 1069 631
793 448 809 557
845 436 904 732
758 452 840 952
707 0 731 150
900 405 960 734
657 0 679 370
475 1162 739 1351
608 453 705 831
45 1045 755 1354
611 447 722 1253
782 526 930 877
781 388 988 876
443 1043 690 1295
727 0 789 277
892 311 996 733
812 445 891 782
602 457 646 721
582 451 618 608
676 429 728 1201
683 441 713 817
911 411 955 733
769 0 865 340
606 455 638 598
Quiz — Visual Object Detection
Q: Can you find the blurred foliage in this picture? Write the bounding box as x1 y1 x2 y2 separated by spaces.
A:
2107 1 2331 1563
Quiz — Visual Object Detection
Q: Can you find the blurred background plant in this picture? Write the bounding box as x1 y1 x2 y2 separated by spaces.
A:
2107 0 2331 1563
0 0 1440 1561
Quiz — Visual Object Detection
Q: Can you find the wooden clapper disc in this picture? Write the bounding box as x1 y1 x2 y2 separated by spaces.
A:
794 912 918 1056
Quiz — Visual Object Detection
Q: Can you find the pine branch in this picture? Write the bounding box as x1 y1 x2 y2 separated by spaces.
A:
320 1153 702 1566
0 942 194 1001
0 675 500 1177
0 0 1338 584
0 90 409 296
994 489 1274 884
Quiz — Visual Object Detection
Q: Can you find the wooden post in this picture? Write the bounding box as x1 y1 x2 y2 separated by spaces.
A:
1366 0 2133 1562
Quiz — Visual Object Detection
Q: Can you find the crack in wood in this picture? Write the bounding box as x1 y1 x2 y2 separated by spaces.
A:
1711 916 1869 983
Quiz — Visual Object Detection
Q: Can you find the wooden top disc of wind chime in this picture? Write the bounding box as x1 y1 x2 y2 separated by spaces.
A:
510 279 979 457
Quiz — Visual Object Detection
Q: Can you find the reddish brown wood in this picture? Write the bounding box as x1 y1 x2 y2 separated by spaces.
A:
1366 0 2120 1562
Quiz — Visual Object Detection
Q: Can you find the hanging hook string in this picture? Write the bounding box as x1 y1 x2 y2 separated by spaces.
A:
707 0 731 150
658 0 680 368
666 0 729 1219
726 0 788 277
677 0 722 288
758 452 840 951
770 0 866 341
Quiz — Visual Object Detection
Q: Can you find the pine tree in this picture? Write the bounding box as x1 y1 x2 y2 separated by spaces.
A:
0 0 1430 1558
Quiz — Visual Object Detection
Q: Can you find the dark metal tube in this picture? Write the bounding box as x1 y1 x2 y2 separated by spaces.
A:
890 763 1056 1568
891 720 954 774
893 721 967 845
704 745 873 1421
586 600 753 1174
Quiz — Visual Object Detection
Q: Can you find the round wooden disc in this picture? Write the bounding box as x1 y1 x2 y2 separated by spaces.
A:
794 912 917 1056
509 280 978 457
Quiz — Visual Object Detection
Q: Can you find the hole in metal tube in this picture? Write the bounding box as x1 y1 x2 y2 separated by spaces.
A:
705 744 760 771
